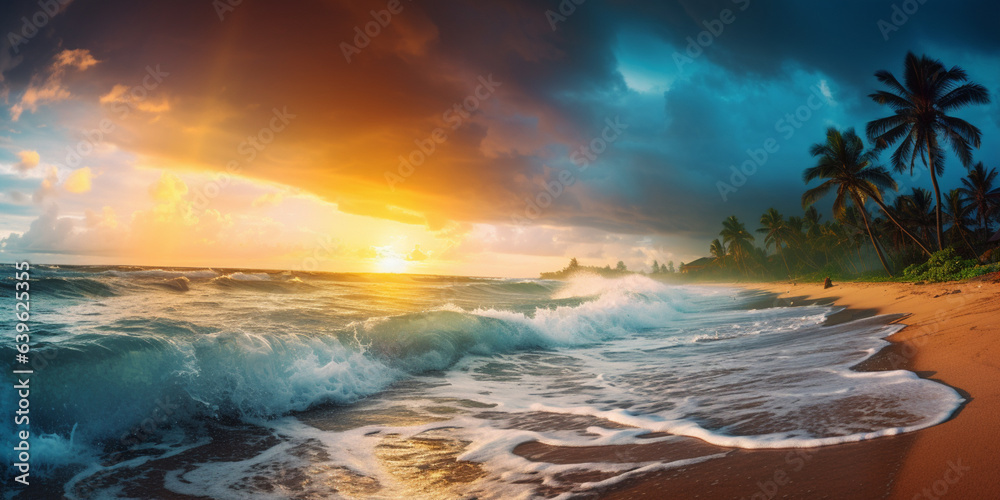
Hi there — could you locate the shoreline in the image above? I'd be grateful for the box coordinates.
[520,278,999,498]
[748,278,1000,499]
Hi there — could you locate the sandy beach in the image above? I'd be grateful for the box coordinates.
[747,278,1000,499]
[512,277,1000,499]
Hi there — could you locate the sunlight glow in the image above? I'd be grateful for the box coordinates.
[375,254,409,274]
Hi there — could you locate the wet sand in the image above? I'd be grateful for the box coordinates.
[515,277,1000,499]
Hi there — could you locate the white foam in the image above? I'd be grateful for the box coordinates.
[551,273,672,300]
[225,272,274,281]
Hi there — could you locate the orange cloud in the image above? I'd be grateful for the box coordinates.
[99,84,171,114]
[252,191,285,208]
[15,150,40,172]
[63,167,95,193]
[10,49,98,121]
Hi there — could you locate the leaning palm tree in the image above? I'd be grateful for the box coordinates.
[720,216,755,276]
[866,52,991,250]
[802,128,899,276]
[758,208,792,275]
[959,162,999,235]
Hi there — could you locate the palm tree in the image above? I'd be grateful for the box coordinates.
[944,188,977,256]
[720,216,755,276]
[816,221,850,272]
[959,162,999,235]
[802,207,824,266]
[802,128,898,276]
[783,215,819,271]
[866,52,991,250]
[758,208,792,275]
[709,239,725,258]
[899,188,937,245]
[709,239,727,269]
[876,202,907,254]
[839,206,868,272]
[803,207,823,242]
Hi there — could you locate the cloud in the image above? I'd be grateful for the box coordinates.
[85,206,119,229]
[406,244,428,261]
[252,191,285,208]
[63,167,95,193]
[10,49,98,121]
[54,49,99,71]
[14,150,39,172]
[0,1,77,81]
[99,83,171,114]
[33,167,59,203]
[6,191,28,204]
[148,172,188,202]
[0,205,78,253]
[1,1,998,267]
[2,172,315,263]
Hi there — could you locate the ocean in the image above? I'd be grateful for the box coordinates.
[1,265,962,499]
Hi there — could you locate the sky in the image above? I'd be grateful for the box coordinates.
[1,0,998,277]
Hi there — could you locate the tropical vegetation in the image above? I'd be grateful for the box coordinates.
[689,52,999,283]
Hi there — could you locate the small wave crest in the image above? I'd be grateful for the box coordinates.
[1,276,118,299]
[210,273,310,292]
[105,268,220,279]
[152,276,191,292]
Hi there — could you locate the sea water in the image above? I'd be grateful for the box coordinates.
[0,265,962,499]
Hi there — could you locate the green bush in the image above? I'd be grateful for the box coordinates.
[902,248,1000,282]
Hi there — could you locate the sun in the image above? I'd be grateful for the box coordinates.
[375,254,409,274]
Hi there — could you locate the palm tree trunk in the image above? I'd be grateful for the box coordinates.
[859,202,893,276]
[796,245,822,270]
[777,243,791,277]
[846,250,860,273]
[926,138,945,251]
[957,228,977,258]
[870,198,933,257]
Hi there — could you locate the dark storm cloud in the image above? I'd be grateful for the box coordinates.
[2,0,997,256]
